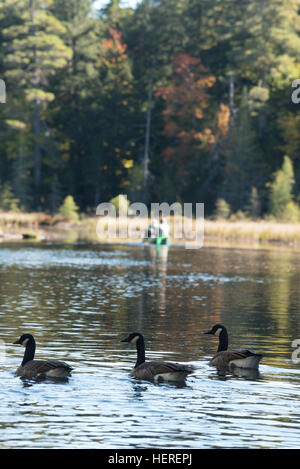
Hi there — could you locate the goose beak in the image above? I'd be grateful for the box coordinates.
[13,339,20,344]
[121,337,129,343]
[203,330,212,335]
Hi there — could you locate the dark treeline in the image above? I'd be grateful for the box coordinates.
[0,0,300,217]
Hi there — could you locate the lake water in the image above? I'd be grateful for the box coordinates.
[0,242,299,449]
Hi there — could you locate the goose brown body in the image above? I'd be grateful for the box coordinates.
[209,349,262,369]
[13,334,73,379]
[131,360,192,381]
[122,332,193,382]
[16,359,72,379]
[204,324,263,370]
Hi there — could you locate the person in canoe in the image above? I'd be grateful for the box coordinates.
[143,216,169,246]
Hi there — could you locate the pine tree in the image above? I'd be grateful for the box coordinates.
[227,0,300,136]
[268,155,295,219]
[12,134,32,210]
[1,0,71,208]
[58,194,79,222]
[221,87,264,212]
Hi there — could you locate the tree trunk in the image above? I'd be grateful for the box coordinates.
[33,99,41,191]
[227,73,235,146]
[142,68,154,204]
[258,67,266,137]
[29,0,41,206]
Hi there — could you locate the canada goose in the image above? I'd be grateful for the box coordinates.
[13,333,73,379]
[121,332,193,382]
[204,324,263,370]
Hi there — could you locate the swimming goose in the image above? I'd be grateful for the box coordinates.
[121,332,193,382]
[204,324,262,370]
[13,333,73,379]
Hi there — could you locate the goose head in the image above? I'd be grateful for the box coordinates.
[121,332,143,345]
[204,324,226,337]
[13,333,34,347]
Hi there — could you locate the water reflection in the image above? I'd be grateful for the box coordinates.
[0,242,299,448]
[128,380,150,400]
[19,376,72,386]
[211,367,261,381]
[141,244,168,319]
[144,244,169,265]
[231,367,261,380]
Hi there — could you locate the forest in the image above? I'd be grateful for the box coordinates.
[0,0,300,221]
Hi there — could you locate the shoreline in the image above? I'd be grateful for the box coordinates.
[1,211,300,250]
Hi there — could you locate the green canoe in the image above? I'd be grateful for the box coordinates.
[148,236,168,246]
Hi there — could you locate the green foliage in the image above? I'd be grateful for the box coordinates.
[230,210,248,222]
[0,0,299,218]
[0,182,19,212]
[215,199,231,220]
[248,85,270,116]
[109,194,130,215]
[1,0,72,198]
[58,195,79,222]
[268,156,295,219]
[221,87,264,212]
[122,164,143,202]
[283,201,300,223]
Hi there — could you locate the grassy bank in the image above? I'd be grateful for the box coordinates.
[1,210,300,247]
[204,219,300,245]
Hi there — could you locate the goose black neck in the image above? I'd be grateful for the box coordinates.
[135,336,146,368]
[217,328,228,352]
[22,337,36,366]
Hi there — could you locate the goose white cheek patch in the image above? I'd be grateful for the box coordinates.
[21,338,29,347]
[130,336,139,345]
[215,328,222,336]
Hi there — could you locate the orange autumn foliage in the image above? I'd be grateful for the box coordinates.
[217,103,230,139]
[156,54,216,163]
[102,28,127,54]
